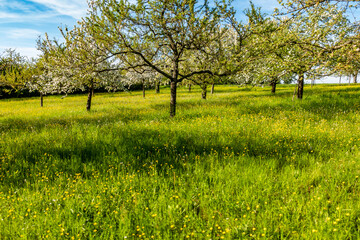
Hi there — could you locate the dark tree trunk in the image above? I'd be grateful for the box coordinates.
[270,78,277,94]
[211,83,215,94]
[142,79,146,98]
[271,82,277,93]
[155,80,160,93]
[86,83,93,111]
[169,60,179,118]
[297,72,304,99]
[40,93,43,107]
[311,79,315,88]
[201,85,207,100]
[170,81,177,117]
[92,88,95,97]
[188,84,191,92]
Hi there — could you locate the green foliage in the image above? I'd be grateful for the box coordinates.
[2,85,360,239]
[277,0,360,80]
[84,0,235,116]
[0,49,32,95]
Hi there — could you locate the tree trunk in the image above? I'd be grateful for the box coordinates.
[142,79,146,98]
[270,78,277,94]
[86,84,93,111]
[188,84,191,92]
[211,83,215,94]
[170,81,177,117]
[40,93,43,107]
[92,88,95,97]
[201,85,207,100]
[169,61,179,118]
[311,79,315,88]
[155,80,160,93]
[339,75,341,84]
[354,72,358,84]
[297,72,304,99]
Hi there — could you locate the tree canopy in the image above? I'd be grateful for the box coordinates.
[2,0,358,112]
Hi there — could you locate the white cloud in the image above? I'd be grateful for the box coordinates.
[30,0,88,19]
[7,29,41,39]
[0,0,88,24]
[0,11,58,24]
[17,47,41,59]
[0,46,40,59]
[252,0,280,11]
[0,1,35,12]
[0,12,22,19]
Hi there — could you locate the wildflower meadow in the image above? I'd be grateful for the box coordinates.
[1,84,360,239]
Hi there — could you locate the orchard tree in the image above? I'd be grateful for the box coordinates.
[125,68,158,98]
[39,22,123,111]
[278,0,360,94]
[277,0,360,17]
[183,26,238,99]
[235,7,285,93]
[0,49,29,96]
[27,57,49,107]
[329,38,360,83]
[86,0,233,117]
[225,2,288,91]
[248,3,344,97]
[259,19,303,94]
[273,4,352,99]
[27,56,69,107]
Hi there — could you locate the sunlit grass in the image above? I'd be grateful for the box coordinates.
[1,84,360,239]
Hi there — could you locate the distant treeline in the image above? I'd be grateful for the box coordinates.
[0,83,149,99]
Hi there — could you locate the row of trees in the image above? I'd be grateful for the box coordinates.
[1,0,359,116]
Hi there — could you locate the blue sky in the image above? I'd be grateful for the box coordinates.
[0,0,88,58]
[0,0,280,59]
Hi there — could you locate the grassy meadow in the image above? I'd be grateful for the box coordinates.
[2,84,360,239]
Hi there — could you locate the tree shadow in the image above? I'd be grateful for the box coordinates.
[2,119,345,188]
[2,85,360,188]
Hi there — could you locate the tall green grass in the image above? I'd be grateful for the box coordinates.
[1,84,360,239]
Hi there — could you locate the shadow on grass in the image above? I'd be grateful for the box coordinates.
[2,119,345,189]
[0,106,145,133]
[2,85,360,188]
